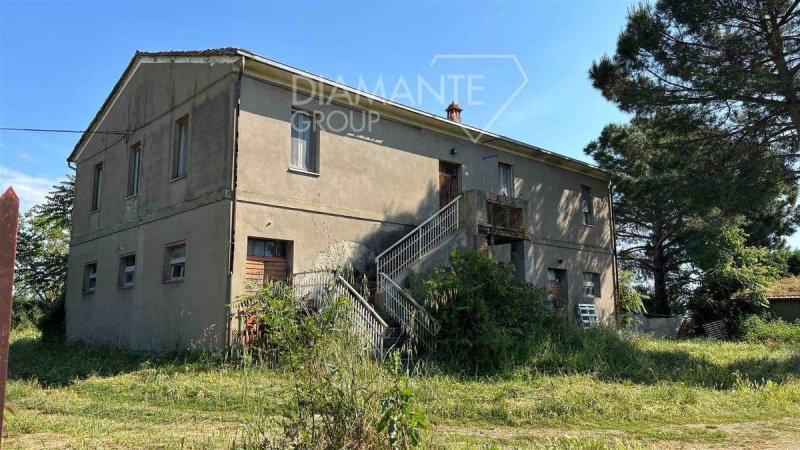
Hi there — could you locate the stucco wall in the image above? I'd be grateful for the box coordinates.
[66,59,238,350]
[233,74,616,319]
[67,200,231,351]
[72,60,237,237]
[770,299,800,323]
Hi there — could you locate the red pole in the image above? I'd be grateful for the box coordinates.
[0,187,20,443]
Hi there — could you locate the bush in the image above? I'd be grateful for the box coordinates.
[229,282,345,365]
[419,251,665,381]
[37,297,66,341]
[11,293,64,339]
[11,295,43,329]
[422,250,550,372]
[686,224,780,331]
[618,270,646,326]
[736,315,800,344]
[231,282,428,449]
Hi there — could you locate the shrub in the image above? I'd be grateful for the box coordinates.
[37,296,65,341]
[11,293,65,339]
[419,250,669,381]
[736,315,800,344]
[422,250,550,373]
[618,270,646,326]
[686,224,780,331]
[229,281,345,365]
[231,281,428,449]
[11,295,43,329]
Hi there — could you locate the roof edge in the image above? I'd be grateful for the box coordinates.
[68,49,245,163]
[69,48,610,181]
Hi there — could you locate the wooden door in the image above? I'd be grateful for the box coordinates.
[246,257,289,290]
[547,269,566,299]
[439,162,460,208]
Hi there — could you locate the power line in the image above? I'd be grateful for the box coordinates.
[0,127,127,135]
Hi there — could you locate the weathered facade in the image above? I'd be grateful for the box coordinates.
[66,49,618,351]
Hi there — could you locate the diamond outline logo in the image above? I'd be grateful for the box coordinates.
[430,54,529,144]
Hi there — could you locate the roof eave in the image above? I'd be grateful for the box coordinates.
[67,51,141,163]
[236,49,611,180]
[69,48,612,181]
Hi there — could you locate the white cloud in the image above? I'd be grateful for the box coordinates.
[0,165,60,212]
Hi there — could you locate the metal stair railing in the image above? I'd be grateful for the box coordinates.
[294,270,389,356]
[379,273,440,352]
[375,195,461,280]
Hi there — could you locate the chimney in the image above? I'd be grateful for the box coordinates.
[445,101,462,123]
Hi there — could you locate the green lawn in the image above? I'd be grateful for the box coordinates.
[4,328,800,449]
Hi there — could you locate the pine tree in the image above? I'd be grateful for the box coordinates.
[586,115,796,313]
[590,0,800,159]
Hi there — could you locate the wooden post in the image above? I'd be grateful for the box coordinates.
[0,187,19,443]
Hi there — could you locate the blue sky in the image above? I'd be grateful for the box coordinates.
[4,1,792,245]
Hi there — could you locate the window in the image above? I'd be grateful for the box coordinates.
[118,254,136,288]
[128,143,141,196]
[583,272,600,297]
[173,117,189,179]
[83,262,97,293]
[547,268,567,304]
[91,162,103,211]
[165,244,186,282]
[581,185,594,225]
[498,163,513,197]
[247,238,287,258]
[290,110,317,173]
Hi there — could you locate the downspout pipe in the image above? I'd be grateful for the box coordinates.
[608,181,621,328]
[225,56,245,349]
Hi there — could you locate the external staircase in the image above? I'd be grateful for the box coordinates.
[255,190,527,359]
[287,195,464,358]
[373,195,463,354]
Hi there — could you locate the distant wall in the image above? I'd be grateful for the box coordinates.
[770,299,800,323]
[630,314,683,338]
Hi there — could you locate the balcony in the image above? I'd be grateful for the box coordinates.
[458,189,527,244]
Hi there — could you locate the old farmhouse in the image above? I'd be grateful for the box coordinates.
[65,49,618,351]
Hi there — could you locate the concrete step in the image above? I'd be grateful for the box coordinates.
[381,326,411,354]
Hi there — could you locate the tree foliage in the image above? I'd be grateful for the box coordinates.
[686,223,782,326]
[618,270,647,325]
[588,1,800,318]
[772,247,800,275]
[591,0,800,159]
[14,176,74,306]
[586,115,797,313]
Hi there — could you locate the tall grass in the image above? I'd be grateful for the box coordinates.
[229,282,428,449]
[5,327,800,448]
[737,315,800,344]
